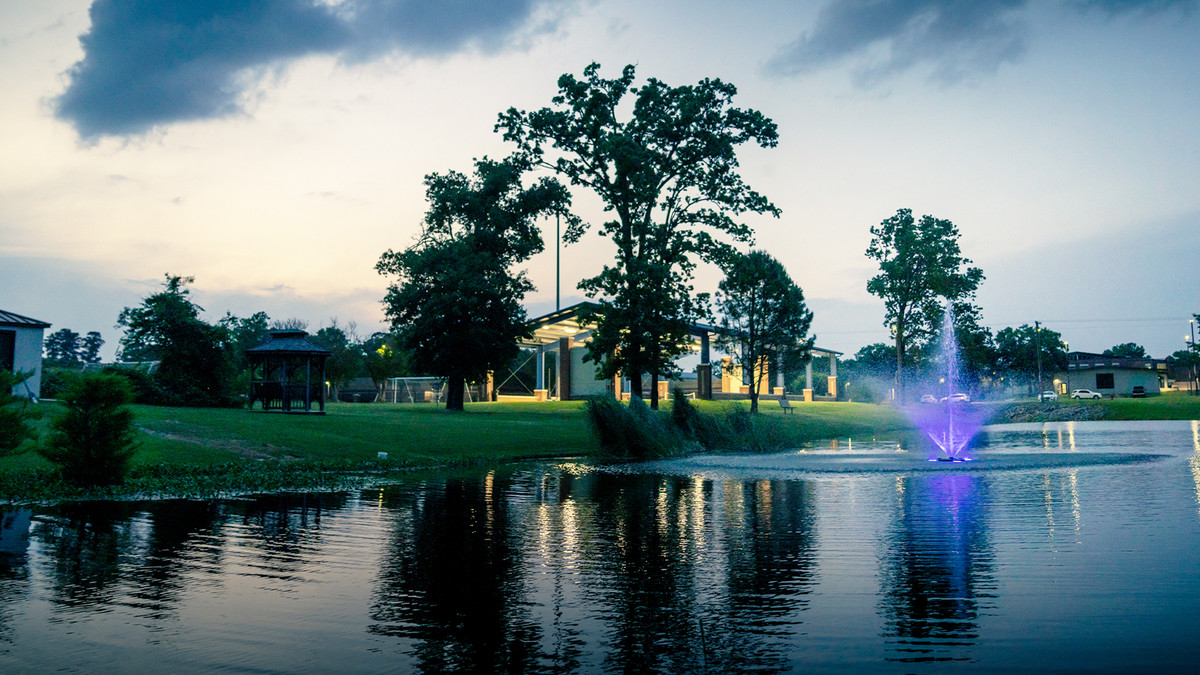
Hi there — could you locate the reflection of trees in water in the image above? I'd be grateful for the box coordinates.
[223,492,347,581]
[32,499,226,626]
[370,475,543,673]
[0,508,33,644]
[366,469,820,673]
[124,500,223,624]
[580,474,817,673]
[35,501,141,610]
[878,474,995,663]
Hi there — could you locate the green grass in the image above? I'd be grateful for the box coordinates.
[986,391,1200,423]
[0,398,915,503]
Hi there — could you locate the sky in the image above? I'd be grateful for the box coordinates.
[2,0,1198,363]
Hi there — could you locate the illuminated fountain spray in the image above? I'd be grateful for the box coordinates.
[921,303,981,462]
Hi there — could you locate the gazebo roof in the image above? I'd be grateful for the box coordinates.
[246,330,331,357]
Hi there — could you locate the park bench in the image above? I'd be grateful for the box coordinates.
[778,397,793,413]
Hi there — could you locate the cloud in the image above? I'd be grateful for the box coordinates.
[766,0,1197,86]
[53,0,565,139]
[765,0,1031,85]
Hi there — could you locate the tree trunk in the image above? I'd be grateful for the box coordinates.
[445,375,465,411]
[650,371,659,410]
[895,332,905,404]
[628,369,643,400]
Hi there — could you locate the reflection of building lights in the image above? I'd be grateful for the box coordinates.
[1067,421,1077,451]
[1068,470,1082,535]
[1190,421,1200,519]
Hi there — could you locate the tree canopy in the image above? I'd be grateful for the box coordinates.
[498,62,780,407]
[1103,342,1148,359]
[116,274,234,406]
[377,157,570,410]
[995,324,1067,393]
[866,209,984,402]
[714,250,813,413]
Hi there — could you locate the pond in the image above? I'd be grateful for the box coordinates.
[2,420,1200,673]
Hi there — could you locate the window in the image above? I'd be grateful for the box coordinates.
[0,330,15,372]
[1096,373,1114,389]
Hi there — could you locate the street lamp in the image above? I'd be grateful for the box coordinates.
[1064,341,1070,396]
[1191,319,1197,395]
[1188,332,1196,395]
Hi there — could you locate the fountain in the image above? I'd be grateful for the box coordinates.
[916,303,983,462]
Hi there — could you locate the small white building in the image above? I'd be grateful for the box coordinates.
[1,309,51,399]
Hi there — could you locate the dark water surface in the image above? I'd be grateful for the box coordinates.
[2,420,1199,673]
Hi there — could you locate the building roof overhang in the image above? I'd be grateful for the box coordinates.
[0,309,51,329]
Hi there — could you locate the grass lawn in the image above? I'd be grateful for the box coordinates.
[14,392,1193,503]
[1,398,912,502]
[988,391,1200,422]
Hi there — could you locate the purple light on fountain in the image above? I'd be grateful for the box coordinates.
[914,303,984,462]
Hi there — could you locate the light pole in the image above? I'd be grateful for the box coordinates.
[1191,319,1197,395]
[1035,321,1044,403]
[1064,341,1070,397]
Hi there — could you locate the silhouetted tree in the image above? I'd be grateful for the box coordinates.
[995,324,1067,394]
[312,320,362,401]
[1103,342,1148,359]
[79,331,104,363]
[714,251,814,413]
[116,274,235,406]
[499,62,780,408]
[43,329,82,367]
[377,158,569,410]
[866,209,984,402]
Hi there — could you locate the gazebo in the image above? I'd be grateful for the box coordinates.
[246,330,331,413]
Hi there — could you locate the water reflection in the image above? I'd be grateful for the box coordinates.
[370,476,541,673]
[879,474,994,663]
[0,508,32,647]
[365,469,818,673]
[2,422,1199,672]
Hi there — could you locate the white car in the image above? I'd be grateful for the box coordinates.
[1039,391,1058,401]
[1072,389,1102,400]
[920,394,938,404]
[940,393,971,404]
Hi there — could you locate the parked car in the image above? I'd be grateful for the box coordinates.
[920,394,938,404]
[940,393,971,404]
[1039,391,1058,401]
[1131,385,1146,398]
[1071,389,1102,399]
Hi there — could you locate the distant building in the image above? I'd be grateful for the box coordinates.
[0,308,51,399]
[1055,351,1168,397]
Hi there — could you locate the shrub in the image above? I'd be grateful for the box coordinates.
[40,373,139,486]
[585,395,686,459]
[0,370,36,455]
[39,367,80,400]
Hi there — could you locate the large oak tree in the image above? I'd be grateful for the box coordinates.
[498,63,779,407]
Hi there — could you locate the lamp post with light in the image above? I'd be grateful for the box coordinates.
[1185,319,1195,393]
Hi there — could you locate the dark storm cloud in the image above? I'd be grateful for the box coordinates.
[766,0,1197,85]
[765,0,1031,84]
[53,0,558,139]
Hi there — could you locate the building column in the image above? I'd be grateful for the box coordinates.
[804,360,814,402]
[557,336,573,401]
[534,344,548,401]
[827,352,838,399]
[774,354,785,396]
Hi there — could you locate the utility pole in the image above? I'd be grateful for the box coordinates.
[1035,320,1044,402]
[555,212,561,311]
